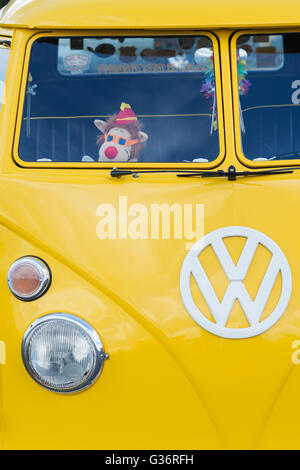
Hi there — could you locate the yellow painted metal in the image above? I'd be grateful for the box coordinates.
[0,2,300,450]
[1,0,300,29]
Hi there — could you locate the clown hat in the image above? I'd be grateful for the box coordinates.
[116,102,137,125]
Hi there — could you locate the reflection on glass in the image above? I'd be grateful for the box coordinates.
[0,43,10,110]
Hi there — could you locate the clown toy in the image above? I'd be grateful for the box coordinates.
[94,102,148,162]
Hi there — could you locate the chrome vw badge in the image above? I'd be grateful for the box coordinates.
[180,226,292,339]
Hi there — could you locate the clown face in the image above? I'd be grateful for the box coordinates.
[100,127,135,162]
[94,119,148,163]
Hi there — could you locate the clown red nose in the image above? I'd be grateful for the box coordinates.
[104,146,118,160]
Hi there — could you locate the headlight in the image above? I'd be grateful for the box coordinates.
[7,257,51,301]
[21,313,108,393]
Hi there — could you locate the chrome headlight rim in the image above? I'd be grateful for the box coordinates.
[7,256,51,301]
[21,313,108,394]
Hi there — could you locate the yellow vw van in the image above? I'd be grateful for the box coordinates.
[0,0,300,450]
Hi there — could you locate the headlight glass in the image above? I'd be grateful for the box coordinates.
[22,314,108,393]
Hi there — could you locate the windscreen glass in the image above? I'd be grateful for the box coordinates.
[18,36,220,164]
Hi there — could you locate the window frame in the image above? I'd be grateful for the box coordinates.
[231,28,300,168]
[13,30,225,169]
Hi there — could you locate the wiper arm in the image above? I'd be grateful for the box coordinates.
[0,40,11,49]
[178,165,294,180]
[111,165,294,180]
[110,167,219,178]
[268,151,300,160]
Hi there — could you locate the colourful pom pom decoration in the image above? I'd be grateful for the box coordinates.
[199,48,251,132]
[237,49,251,96]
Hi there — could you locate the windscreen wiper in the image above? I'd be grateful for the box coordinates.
[177,165,295,180]
[268,152,300,160]
[111,165,294,180]
[0,40,10,48]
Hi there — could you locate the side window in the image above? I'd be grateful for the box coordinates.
[234,33,300,162]
[0,38,10,111]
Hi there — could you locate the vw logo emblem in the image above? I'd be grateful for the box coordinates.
[180,226,292,339]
